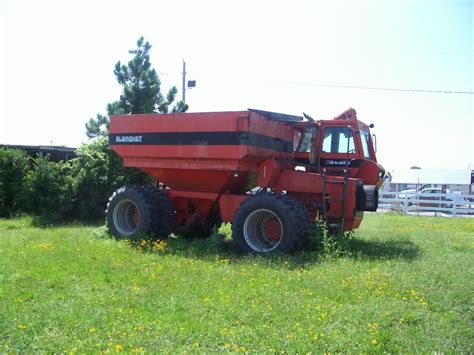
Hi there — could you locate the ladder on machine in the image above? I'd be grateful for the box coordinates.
[322,168,349,235]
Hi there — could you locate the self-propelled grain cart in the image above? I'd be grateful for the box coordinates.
[106,108,384,253]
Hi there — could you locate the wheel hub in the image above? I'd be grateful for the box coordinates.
[113,199,141,236]
[243,209,283,252]
[262,217,282,242]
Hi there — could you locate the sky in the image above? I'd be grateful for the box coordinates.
[0,0,472,171]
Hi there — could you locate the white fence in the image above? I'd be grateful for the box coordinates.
[378,192,474,217]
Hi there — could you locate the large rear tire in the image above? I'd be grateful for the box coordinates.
[232,194,311,253]
[106,186,174,240]
[143,186,175,239]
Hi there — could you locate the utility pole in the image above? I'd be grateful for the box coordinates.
[182,60,186,103]
[181,60,196,104]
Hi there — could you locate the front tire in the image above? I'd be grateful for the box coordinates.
[232,194,311,253]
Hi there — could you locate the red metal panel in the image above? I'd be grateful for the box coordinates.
[114,146,291,165]
[247,111,294,142]
[113,145,249,161]
[110,110,293,139]
[168,190,219,201]
[357,160,384,186]
[218,194,248,222]
[167,190,219,228]
[257,157,290,188]
[110,111,248,134]
[347,216,362,230]
[123,157,241,171]
[110,111,294,194]
[149,169,249,193]
[274,169,360,232]
[274,170,325,192]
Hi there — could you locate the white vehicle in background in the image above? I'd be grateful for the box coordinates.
[397,189,417,206]
[398,188,467,208]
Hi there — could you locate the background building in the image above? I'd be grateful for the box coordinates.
[0,144,76,162]
[382,168,473,195]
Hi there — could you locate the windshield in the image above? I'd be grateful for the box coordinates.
[360,130,371,159]
[322,127,355,154]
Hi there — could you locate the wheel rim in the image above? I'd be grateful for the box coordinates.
[243,209,283,252]
[113,199,141,236]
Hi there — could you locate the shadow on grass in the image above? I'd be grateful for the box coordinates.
[30,216,104,228]
[92,223,421,268]
[132,233,422,269]
[342,238,421,261]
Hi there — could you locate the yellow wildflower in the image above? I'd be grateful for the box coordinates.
[115,344,124,351]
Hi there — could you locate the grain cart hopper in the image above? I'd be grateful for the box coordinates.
[107,108,384,253]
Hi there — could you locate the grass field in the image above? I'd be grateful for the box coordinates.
[0,214,473,352]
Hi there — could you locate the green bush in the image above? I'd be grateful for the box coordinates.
[22,154,74,225]
[70,138,153,222]
[0,148,30,217]
[0,139,153,224]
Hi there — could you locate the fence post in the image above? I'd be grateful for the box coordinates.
[452,199,456,217]
[404,195,408,215]
[417,192,420,217]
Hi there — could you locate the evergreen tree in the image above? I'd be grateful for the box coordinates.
[86,37,188,138]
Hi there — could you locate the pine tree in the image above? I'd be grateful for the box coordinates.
[86,37,188,138]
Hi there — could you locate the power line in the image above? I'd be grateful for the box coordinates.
[267,80,474,95]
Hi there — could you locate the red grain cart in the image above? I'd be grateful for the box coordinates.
[107,108,384,253]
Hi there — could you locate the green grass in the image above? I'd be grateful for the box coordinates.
[0,214,473,352]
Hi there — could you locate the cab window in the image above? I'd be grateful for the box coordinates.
[322,127,355,154]
[360,130,371,159]
[297,127,312,152]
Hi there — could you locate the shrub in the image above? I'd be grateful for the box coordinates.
[70,138,153,222]
[0,139,154,224]
[307,220,355,257]
[0,148,30,217]
[22,154,74,225]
